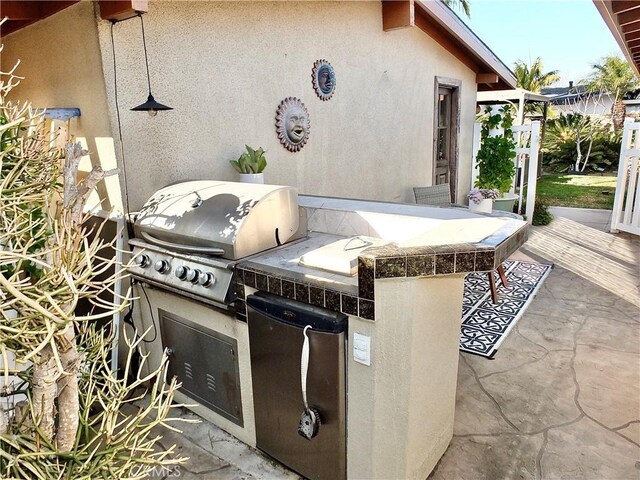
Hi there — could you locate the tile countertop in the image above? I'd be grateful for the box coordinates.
[238,232,359,296]
[298,195,528,267]
[234,196,529,321]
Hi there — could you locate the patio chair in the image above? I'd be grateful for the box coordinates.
[413,184,508,304]
[413,184,452,206]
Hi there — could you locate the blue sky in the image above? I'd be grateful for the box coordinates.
[460,0,624,87]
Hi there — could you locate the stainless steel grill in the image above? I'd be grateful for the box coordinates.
[128,180,305,308]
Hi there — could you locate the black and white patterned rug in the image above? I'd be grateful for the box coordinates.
[460,260,553,358]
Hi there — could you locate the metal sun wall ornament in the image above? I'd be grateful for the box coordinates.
[275,97,310,152]
[312,59,336,101]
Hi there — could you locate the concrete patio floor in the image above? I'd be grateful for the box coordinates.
[153,217,639,480]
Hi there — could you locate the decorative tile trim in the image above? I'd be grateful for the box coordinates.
[235,224,528,324]
[281,279,295,300]
[358,256,375,300]
[236,266,369,320]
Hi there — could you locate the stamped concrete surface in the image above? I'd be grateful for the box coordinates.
[156,218,639,480]
[430,219,640,480]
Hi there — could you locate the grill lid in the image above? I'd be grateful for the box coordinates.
[134,181,300,259]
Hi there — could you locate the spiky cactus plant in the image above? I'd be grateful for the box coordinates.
[0,46,188,479]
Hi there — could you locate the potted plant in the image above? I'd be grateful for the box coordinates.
[473,106,518,212]
[230,145,267,184]
[468,188,499,213]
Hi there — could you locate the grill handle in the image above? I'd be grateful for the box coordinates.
[140,232,226,256]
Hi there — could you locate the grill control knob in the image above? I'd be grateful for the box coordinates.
[199,272,216,288]
[175,266,190,280]
[135,254,150,268]
[154,260,170,274]
[187,269,201,284]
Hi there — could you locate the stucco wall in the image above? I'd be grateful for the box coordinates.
[1,2,120,212]
[347,275,464,479]
[95,1,478,209]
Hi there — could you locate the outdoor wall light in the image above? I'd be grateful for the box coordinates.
[131,13,172,116]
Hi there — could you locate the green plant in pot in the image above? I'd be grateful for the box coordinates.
[230,145,267,184]
[474,106,517,212]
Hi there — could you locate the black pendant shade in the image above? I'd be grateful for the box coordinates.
[131,13,172,115]
[131,94,173,113]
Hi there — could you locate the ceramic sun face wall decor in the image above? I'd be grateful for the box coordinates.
[275,97,310,152]
[312,59,336,101]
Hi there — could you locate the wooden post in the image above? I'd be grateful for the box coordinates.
[382,0,414,31]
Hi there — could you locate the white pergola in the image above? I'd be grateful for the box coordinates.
[476,88,550,125]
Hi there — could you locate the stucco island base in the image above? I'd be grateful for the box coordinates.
[347,274,464,479]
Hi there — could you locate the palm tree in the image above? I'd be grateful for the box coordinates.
[444,0,470,18]
[514,57,560,93]
[585,55,640,131]
[514,57,559,116]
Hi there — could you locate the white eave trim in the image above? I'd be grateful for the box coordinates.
[415,0,517,89]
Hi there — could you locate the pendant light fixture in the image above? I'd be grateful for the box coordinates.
[131,13,172,117]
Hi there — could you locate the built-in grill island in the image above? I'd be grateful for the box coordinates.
[129,180,305,308]
[127,180,306,447]
[126,181,529,480]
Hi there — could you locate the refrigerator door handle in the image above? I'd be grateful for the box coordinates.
[298,325,320,440]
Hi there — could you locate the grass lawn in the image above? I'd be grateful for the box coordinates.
[535,174,617,209]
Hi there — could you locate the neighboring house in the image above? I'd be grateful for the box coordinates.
[623,88,640,116]
[0,0,515,209]
[541,82,615,117]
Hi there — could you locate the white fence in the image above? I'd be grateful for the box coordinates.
[611,121,640,235]
[472,121,541,224]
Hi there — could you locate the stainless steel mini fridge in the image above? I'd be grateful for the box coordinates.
[247,292,347,480]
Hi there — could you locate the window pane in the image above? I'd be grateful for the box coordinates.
[439,93,450,128]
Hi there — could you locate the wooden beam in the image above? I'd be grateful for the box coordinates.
[39,1,78,18]
[0,19,34,36]
[628,37,640,48]
[476,73,499,84]
[616,8,640,26]
[612,1,640,14]
[99,0,148,21]
[382,0,414,31]
[622,19,640,34]
[625,29,640,41]
[0,1,41,20]
[0,1,79,36]
[414,10,479,74]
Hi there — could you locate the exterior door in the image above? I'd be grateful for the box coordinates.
[434,86,458,200]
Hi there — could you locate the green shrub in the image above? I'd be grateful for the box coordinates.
[475,106,517,194]
[532,201,554,226]
[520,200,554,225]
[542,113,621,172]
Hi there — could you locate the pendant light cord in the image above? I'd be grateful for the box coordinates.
[139,14,153,96]
[110,21,134,237]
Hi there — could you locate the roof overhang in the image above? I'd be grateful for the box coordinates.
[3,0,516,92]
[412,0,517,91]
[593,0,640,76]
[0,1,80,36]
[0,1,148,37]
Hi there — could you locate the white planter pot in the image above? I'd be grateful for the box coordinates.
[469,198,493,214]
[493,193,518,212]
[239,173,264,184]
